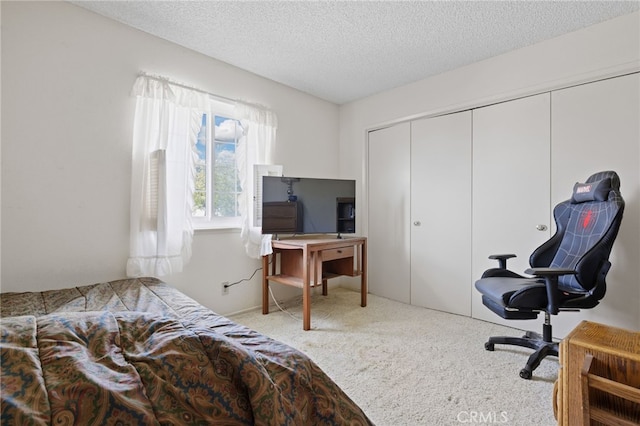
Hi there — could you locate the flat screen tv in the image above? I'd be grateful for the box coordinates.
[261,176,356,236]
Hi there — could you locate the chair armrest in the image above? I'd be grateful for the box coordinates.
[524,267,577,314]
[489,254,517,269]
[525,267,576,277]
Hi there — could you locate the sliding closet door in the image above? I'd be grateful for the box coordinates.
[411,112,472,315]
[368,123,411,303]
[551,73,640,335]
[472,93,551,326]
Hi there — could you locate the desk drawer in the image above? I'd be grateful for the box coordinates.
[322,246,354,261]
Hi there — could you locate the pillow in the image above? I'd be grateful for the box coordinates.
[571,178,611,203]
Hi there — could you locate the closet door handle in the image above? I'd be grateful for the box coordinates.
[413,221,421,226]
[536,224,548,231]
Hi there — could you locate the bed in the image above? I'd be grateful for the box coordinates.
[0,277,372,425]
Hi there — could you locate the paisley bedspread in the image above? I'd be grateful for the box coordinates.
[0,277,372,425]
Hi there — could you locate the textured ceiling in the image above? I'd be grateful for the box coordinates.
[72,1,640,104]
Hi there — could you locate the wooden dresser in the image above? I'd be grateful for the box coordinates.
[555,320,640,425]
[262,201,301,233]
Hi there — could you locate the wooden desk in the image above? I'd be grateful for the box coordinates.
[555,320,640,425]
[262,236,367,330]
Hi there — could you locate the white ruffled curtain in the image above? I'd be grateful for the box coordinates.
[126,75,208,277]
[235,104,278,259]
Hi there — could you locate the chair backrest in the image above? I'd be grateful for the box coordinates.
[530,171,624,296]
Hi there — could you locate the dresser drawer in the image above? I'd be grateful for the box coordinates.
[322,246,354,261]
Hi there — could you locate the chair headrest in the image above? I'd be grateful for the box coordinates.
[586,170,620,190]
[571,171,619,204]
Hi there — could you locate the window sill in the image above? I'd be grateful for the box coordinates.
[192,217,242,232]
[193,225,241,234]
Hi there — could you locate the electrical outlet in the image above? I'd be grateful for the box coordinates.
[221,281,229,295]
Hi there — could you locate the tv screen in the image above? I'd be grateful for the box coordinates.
[261,176,356,235]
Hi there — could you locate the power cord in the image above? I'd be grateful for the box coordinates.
[221,260,304,320]
[224,258,332,324]
[223,263,265,290]
[268,285,302,321]
[268,287,332,324]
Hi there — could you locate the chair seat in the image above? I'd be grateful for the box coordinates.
[475,277,548,310]
[476,275,601,313]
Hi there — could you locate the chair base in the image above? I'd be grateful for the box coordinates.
[485,328,558,379]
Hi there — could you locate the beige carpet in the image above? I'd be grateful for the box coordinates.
[231,288,559,426]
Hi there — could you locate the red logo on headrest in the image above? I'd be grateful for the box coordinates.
[583,210,593,228]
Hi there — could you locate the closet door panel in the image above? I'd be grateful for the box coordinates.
[368,123,411,303]
[411,111,472,315]
[551,72,640,335]
[472,93,551,327]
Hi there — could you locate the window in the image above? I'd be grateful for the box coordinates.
[129,73,278,272]
[193,111,244,229]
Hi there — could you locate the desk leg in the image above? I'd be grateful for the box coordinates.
[361,240,367,307]
[262,254,269,315]
[315,251,328,296]
[303,247,311,330]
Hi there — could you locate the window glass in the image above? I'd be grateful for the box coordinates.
[193,113,243,228]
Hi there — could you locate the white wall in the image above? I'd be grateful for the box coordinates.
[339,12,640,329]
[1,1,340,315]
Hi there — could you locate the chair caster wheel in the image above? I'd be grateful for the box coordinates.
[519,368,532,380]
[484,342,494,351]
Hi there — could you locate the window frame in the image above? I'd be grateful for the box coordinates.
[192,102,244,231]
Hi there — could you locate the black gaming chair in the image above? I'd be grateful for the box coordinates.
[475,171,624,379]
